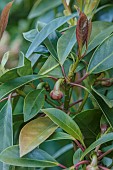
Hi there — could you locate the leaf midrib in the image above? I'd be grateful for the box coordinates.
[89,48,113,73]
[46,112,83,144]
[21,123,58,154]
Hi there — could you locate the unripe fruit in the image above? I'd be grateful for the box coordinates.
[50,89,63,100]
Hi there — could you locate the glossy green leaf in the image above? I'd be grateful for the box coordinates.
[0,75,46,100]
[88,34,113,74]
[92,86,113,108]
[81,133,113,160]
[0,98,13,169]
[38,55,62,77]
[73,148,82,165]
[0,146,58,167]
[1,51,9,67]
[87,21,113,54]
[0,52,32,83]
[25,23,59,60]
[47,132,75,141]
[42,108,84,146]
[74,109,102,146]
[23,29,38,42]
[57,26,76,65]
[17,57,32,77]
[24,89,45,121]
[19,117,58,156]
[91,87,113,128]
[53,143,73,159]
[28,0,62,19]
[44,31,59,59]
[37,21,60,60]
[26,14,76,58]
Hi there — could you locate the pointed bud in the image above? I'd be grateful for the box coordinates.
[76,10,92,58]
[50,89,63,100]
[76,11,88,54]
[50,79,64,100]
[86,165,99,170]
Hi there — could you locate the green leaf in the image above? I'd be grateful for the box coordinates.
[53,143,73,159]
[57,26,76,65]
[28,0,62,19]
[24,23,59,60]
[38,55,62,77]
[28,54,41,67]
[1,51,9,67]
[81,133,113,160]
[0,145,58,167]
[87,21,113,54]
[0,98,13,169]
[23,29,38,42]
[26,14,76,58]
[0,75,46,100]
[73,149,82,165]
[24,89,45,121]
[74,109,102,147]
[0,52,32,83]
[47,132,75,141]
[44,31,59,60]
[17,57,32,77]
[42,108,84,146]
[91,87,113,128]
[88,34,113,74]
[19,117,58,157]
[92,86,113,108]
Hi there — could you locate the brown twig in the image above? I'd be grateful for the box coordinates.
[98,165,110,170]
[61,65,67,79]
[48,76,58,81]
[74,160,89,170]
[75,73,89,84]
[98,149,113,161]
[0,93,19,103]
[69,99,83,108]
[74,139,86,152]
[58,163,67,169]
[69,82,86,90]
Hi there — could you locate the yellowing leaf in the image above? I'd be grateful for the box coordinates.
[19,117,58,157]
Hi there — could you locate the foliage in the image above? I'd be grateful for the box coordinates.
[0,0,113,169]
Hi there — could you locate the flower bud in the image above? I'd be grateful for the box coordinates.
[86,154,99,170]
[101,124,108,134]
[86,165,99,170]
[50,89,63,100]
[101,80,112,87]
[50,79,64,100]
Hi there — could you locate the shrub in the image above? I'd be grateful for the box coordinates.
[0,0,113,169]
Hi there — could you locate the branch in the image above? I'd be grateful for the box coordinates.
[98,148,113,160]
[69,99,83,108]
[74,160,89,170]
[75,73,89,84]
[98,165,110,170]
[0,93,19,103]
[69,82,86,90]
[58,163,67,169]
[74,139,86,152]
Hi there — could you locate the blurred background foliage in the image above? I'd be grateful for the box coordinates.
[1,0,113,168]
